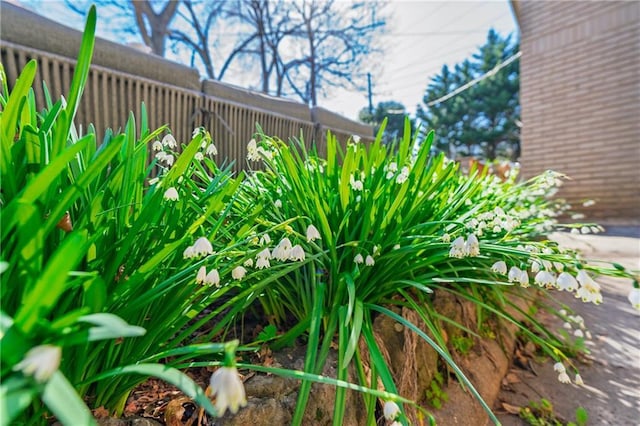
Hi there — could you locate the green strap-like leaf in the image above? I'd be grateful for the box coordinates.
[1,60,37,197]
[291,282,325,425]
[65,6,96,127]
[42,371,97,426]
[342,299,363,367]
[15,230,89,334]
[0,376,37,426]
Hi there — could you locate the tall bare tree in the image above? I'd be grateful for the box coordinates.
[285,0,386,106]
[131,1,179,55]
[168,0,227,79]
[168,0,385,104]
[225,0,301,95]
[64,0,179,56]
[60,0,386,106]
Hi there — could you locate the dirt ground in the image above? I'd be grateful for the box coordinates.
[496,228,640,425]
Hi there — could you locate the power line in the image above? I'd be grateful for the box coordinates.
[382,50,521,103]
[379,30,489,37]
[425,51,521,107]
[378,44,483,84]
[384,9,513,75]
[402,2,447,30]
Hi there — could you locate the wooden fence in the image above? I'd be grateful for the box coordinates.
[0,2,373,172]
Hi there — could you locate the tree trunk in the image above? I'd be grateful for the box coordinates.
[130,0,179,56]
[307,21,317,107]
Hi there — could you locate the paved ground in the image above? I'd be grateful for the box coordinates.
[496,228,640,425]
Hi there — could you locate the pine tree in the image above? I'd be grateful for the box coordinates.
[417,29,520,160]
[359,101,415,145]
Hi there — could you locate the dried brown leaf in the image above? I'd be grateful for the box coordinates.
[501,402,522,415]
[505,372,521,384]
[92,406,109,419]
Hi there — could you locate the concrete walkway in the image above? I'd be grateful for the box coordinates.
[496,229,640,425]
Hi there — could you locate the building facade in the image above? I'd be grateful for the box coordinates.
[512,1,639,224]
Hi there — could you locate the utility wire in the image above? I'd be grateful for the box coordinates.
[379,30,489,37]
[384,10,513,74]
[379,44,483,83]
[402,2,447,30]
[425,51,521,107]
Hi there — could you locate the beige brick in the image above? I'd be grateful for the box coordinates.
[517,1,639,223]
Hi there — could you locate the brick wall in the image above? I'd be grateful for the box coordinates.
[515,1,640,224]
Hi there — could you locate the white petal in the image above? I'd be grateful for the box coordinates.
[196,266,207,284]
[163,187,179,201]
[232,266,247,280]
[383,401,400,420]
[13,345,62,382]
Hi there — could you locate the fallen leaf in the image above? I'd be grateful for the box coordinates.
[504,372,521,384]
[501,402,522,415]
[523,341,537,356]
[124,401,138,415]
[165,397,197,426]
[92,406,109,419]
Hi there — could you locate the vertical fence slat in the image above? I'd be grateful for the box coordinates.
[90,70,100,136]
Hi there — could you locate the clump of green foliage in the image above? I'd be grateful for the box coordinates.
[0,7,239,422]
[2,7,638,426]
[425,371,448,409]
[1,7,410,424]
[520,399,588,426]
[234,119,637,425]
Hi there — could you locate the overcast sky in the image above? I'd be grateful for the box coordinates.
[12,0,517,121]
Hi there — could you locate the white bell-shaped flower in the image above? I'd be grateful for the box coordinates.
[192,237,214,257]
[556,272,578,291]
[306,225,321,242]
[205,269,221,286]
[162,134,177,148]
[163,187,179,201]
[232,266,247,281]
[196,266,207,284]
[383,401,400,420]
[491,261,507,275]
[289,245,305,262]
[13,345,62,382]
[628,288,640,309]
[209,366,247,416]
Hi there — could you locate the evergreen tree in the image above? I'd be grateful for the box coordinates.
[417,29,520,160]
[359,101,414,145]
